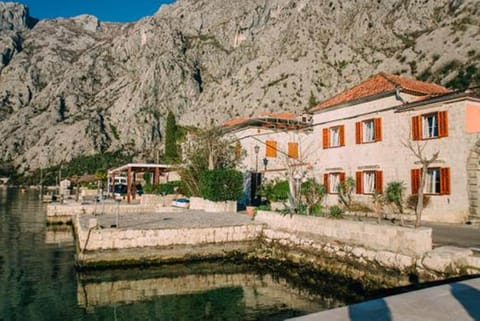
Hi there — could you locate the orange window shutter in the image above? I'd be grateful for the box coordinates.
[356,171,363,194]
[339,172,346,183]
[266,140,277,158]
[339,125,345,146]
[374,118,382,142]
[288,142,299,159]
[322,128,329,149]
[440,167,451,195]
[355,121,362,144]
[323,173,330,193]
[412,116,421,140]
[438,111,449,138]
[411,169,421,194]
[375,170,383,194]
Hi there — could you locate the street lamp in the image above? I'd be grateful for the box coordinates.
[262,157,268,172]
[254,145,260,172]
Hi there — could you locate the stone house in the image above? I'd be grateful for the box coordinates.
[223,73,480,224]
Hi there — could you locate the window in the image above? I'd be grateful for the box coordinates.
[425,168,440,194]
[266,140,277,158]
[412,111,448,140]
[411,167,450,195]
[323,125,345,148]
[363,120,375,142]
[356,170,383,194]
[356,118,382,144]
[288,142,299,159]
[324,172,345,194]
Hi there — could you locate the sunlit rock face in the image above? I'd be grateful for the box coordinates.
[0,0,479,172]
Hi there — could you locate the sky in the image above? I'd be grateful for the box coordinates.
[17,0,176,22]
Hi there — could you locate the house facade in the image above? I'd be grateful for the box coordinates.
[223,73,480,224]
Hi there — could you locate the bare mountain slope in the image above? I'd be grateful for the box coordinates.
[0,0,479,172]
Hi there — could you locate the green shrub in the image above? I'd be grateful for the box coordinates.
[301,178,326,215]
[329,205,344,218]
[385,181,406,213]
[200,169,243,202]
[259,180,290,202]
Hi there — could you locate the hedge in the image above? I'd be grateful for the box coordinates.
[199,169,243,202]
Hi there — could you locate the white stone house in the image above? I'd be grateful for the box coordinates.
[223,73,480,224]
[223,112,314,180]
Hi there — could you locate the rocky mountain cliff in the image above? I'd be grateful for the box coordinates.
[0,0,479,173]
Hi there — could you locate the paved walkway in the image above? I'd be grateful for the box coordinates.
[288,277,480,321]
[424,222,480,250]
[79,209,258,230]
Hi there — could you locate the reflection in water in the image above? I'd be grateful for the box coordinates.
[45,226,74,244]
[77,263,343,321]
[77,266,332,319]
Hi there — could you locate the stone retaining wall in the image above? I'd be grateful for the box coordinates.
[75,215,262,251]
[255,211,432,256]
[47,202,158,220]
[189,197,237,213]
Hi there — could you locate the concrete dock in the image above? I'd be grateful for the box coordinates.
[288,277,480,321]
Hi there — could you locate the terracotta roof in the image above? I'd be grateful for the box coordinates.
[310,73,451,112]
[259,112,297,120]
[222,117,249,127]
[222,112,305,131]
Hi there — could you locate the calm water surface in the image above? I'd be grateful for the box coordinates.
[0,189,359,321]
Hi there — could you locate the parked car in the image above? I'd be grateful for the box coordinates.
[172,198,190,208]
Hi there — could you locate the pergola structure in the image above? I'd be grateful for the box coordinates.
[108,163,174,203]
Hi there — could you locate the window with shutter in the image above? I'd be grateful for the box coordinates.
[425,168,441,194]
[362,119,375,143]
[323,173,329,193]
[356,171,363,194]
[411,169,421,194]
[375,170,383,194]
[288,142,299,159]
[438,111,448,138]
[327,172,343,194]
[339,125,345,146]
[440,167,451,195]
[374,118,382,142]
[266,140,277,158]
[355,122,362,144]
[322,128,329,149]
[412,116,421,141]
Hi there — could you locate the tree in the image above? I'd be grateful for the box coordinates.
[277,137,316,214]
[308,91,319,109]
[404,140,439,227]
[179,127,243,196]
[165,111,178,163]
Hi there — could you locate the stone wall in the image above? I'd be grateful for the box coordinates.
[75,216,262,251]
[255,211,432,256]
[47,202,158,221]
[189,197,237,213]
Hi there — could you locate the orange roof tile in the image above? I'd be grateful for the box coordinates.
[260,112,297,120]
[310,73,451,112]
[222,117,249,127]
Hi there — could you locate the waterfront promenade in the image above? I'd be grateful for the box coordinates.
[289,277,480,321]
